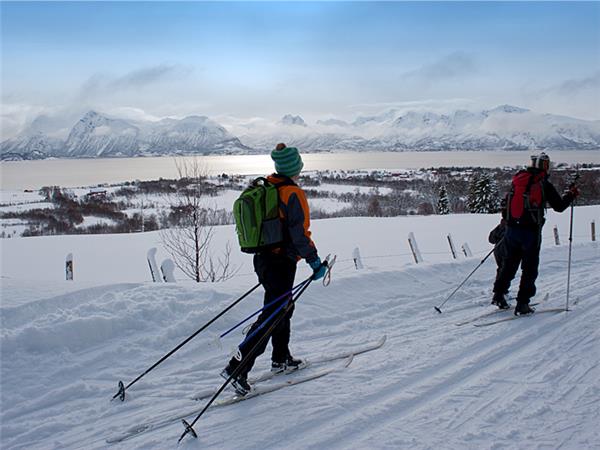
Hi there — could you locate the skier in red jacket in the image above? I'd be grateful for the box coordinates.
[492,153,579,314]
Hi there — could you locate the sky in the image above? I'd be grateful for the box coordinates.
[1,1,599,138]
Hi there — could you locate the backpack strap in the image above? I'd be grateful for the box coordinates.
[522,171,537,211]
[524,171,546,226]
[268,175,298,211]
[506,169,528,221]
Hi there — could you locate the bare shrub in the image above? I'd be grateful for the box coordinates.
[160,158,238,282]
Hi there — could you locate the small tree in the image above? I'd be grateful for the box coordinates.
[437,185,450,215]
[160,158,238,282]
[468,172,500,213]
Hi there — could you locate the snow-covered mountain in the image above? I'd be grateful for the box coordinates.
[280,114,308,127]
[0,132,63,160]
[1,111,252,160]
[237,106,600,153]
[65,111,141,157]
[2,105,599,160]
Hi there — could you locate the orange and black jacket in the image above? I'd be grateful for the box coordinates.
[267,174,318,264]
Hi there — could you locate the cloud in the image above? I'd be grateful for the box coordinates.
[109,65,191,90]
[349,98,478,116]
[356,52,482,108]
[525,71,600,120]
[79,64,193,98]
[547,72,600,97]
[399,52,479,84]
[105,107,162,123]
[0,104,60,140]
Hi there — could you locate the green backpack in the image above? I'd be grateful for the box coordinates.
[233,177,288,253]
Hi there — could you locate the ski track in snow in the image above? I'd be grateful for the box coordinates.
[1,242,599,449]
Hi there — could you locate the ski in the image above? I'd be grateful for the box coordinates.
[455,294,548,327]
[212,355,353,407]
[473,307,567,327]
[190,334,386,401]
[106,356,352,444]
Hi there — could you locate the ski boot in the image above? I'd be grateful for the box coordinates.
[271,355,305,373]
[220,363,251,396]
[491,293,510,310]
[514,302,536,316]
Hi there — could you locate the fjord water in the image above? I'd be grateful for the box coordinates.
[1,150,599,190]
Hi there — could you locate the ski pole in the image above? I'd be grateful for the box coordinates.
[112,282,261,402]
[565,201,575,312]
[232,279,310,349]
[565,171,579,312]
[178,274,315,443]
[219,279,311,339]
[565,203,574,311]
[434,247,496,314]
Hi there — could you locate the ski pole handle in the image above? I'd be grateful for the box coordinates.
[323,255,337,287]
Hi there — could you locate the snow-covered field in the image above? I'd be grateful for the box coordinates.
[1,207,599,449]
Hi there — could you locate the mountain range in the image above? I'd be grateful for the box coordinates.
[2,105,599,160]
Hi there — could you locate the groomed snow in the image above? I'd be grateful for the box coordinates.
[1,208,599,449]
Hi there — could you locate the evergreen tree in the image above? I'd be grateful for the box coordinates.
[437,185,450,215]
[468,172,500,213]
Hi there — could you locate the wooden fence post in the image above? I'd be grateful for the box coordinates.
[592,221,596,242]
[553,226,560,246]
[161,259,176,282]
[147,247,161,282]
[461,243,473,258]
[408,232,423,264]
[352,247,364,270]
[65,253,73,281]
[447,234,458,259]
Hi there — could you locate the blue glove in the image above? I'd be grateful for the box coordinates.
[309,257,327,281]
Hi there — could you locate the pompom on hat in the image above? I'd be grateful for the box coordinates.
[271,143,304,177]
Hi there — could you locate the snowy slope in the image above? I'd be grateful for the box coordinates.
[1,209,599,449]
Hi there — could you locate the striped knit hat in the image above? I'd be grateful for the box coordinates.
[271,143,304,177]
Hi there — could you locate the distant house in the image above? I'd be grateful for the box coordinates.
[85,187,107,200]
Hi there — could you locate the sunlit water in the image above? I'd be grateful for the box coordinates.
[1,150,598,190]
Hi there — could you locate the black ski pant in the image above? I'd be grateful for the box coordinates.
[493,241,508,293]
[232,252,297,376]
[493,226,541,305]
